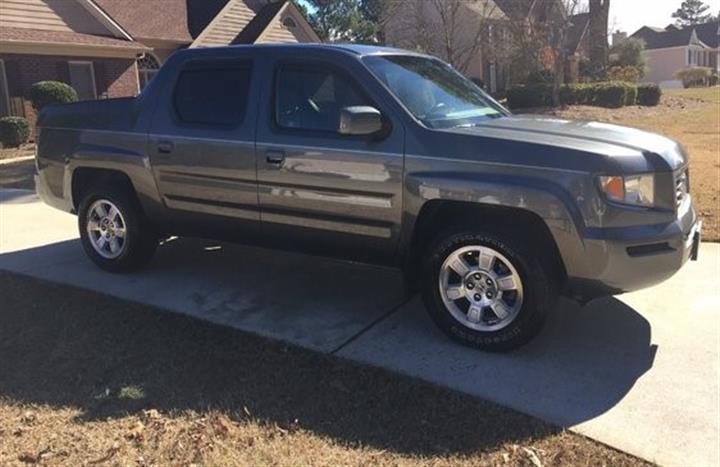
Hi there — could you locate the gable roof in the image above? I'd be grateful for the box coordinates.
[94,0,318,47]
[195,0,319,48]
[93,0,230,43]
[566,12,590,54]
[190,0,258,48]
[494,0,535,20]
[631,21,718,50]
[231,0,287,44]
[0,0,147,56]
[94,0,204,43]
[694,21,720,48]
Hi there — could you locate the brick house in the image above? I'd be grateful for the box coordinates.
[0,0,319,124]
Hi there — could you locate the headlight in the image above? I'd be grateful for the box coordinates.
[598,174,655,207]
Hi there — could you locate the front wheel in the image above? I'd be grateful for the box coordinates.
[78,188,157,273]
[421,229,556,351]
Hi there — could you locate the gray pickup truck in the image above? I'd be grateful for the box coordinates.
[35,44,701,350]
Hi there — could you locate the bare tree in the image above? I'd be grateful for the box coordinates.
[384,0,500,75]
[589,0,610,79]
[547,0,585,105]
[504,0,585,104]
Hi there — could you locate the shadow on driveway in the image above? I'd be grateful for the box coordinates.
[0,237,657,456]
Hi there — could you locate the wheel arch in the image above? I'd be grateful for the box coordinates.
[71,167,139,212]
[401,176,587,288]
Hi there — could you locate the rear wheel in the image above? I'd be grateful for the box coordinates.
[421,228,556,351]
[78,187,157,272]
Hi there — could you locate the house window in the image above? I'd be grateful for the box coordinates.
[68,61,97,101]
[0,60,10,117]
[282,16,297,28]
[138,54,160,90]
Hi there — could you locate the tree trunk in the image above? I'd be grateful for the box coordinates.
[588,0,610,79]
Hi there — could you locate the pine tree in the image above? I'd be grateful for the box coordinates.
[671,0,715,27]
[302,0,382,44]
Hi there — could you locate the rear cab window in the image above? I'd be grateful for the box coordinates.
[173,60,252,127]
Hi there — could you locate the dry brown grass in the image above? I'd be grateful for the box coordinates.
[538,87,720,241]
[0,272,648,466]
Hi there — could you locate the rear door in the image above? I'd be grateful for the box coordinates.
[148,57,259,235]
[255,56,405,262]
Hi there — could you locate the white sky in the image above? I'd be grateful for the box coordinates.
[609,0,720,36]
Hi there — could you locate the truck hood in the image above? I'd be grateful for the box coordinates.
[447,115,688,173]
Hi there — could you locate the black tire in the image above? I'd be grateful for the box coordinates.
[78,186,157,273]
[421,227,557,352]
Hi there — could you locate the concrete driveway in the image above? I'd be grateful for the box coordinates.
[1,188,718,467]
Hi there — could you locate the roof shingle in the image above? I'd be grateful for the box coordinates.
[0,26,148,50]
[631,21,719,49]
[93,0,230,43]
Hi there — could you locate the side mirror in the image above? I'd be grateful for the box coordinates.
[338,106,383,136]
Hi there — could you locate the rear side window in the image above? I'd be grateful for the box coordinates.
[173,62,251,126]
[275,66,372,132]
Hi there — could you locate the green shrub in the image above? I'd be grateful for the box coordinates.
[637,83,662,106]
[709,74,719,86]
[624,83,638,105]
[561,83,596,106]
[592,81,632,108]
[29,81,78,111]
[0,116,31,148]
[675,67,713,88]
[507,84,553,109]
[509,81,640,109]
[607,66,641,83]
[559,84,578,105]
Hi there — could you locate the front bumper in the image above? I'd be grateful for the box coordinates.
[567,196,700,299]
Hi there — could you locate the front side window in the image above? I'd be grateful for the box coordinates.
[173,63,251,126]
[364,55,506,129]
[275,66,372,132]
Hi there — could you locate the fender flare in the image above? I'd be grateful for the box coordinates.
[401,172,588,277]
[65,143,164,217]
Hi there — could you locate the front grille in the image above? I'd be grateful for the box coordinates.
[675,169,689,208]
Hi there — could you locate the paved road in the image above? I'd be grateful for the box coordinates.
[1,188,718,466]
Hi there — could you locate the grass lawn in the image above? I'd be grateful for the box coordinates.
[0,272,646,466]
[543,87,720,241]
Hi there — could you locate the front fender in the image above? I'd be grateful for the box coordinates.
[402,171,589,278]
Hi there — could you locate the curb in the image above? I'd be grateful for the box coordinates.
[0,155,35,166]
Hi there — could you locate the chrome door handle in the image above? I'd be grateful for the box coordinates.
[266,151,285,167]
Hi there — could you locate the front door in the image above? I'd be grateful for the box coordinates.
[256,59,405,263]
[148,57,259,237]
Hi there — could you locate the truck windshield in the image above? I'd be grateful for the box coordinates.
[364,55,507,129]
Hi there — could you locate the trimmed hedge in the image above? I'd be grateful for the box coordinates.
[637,83,662,106]
[0,116,31,148]
[29,81,78,111]
[507,81,652,110]
[506,84,552,109]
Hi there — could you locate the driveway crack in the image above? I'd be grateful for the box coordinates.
[330,295,412,355]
